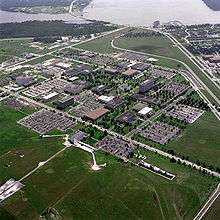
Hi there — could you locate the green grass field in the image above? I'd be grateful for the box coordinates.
[0,105,219,219]
[0,39,45,59]
[0,105,64,181]
[2,148,219,220]
[168,112,220,168]
[114,34,181,59]
[76,29,186,70]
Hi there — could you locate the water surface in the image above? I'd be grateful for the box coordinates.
[84,0,220,25]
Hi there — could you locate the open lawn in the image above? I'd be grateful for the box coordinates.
[115,34,182,59]
[76,28,130,54]
[0,105,64,182]
[1,148,218,220]
[168,112,220,168]
[25,54,55,65]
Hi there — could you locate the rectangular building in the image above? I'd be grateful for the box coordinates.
[139,79,154,93]
[55,96,75,110]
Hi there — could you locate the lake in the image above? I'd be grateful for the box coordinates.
[84,0,220,25]
[0,0,220,25]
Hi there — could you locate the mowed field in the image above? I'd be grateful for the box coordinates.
[76,27,131,54]
[0,105,64,182]
[76,29,187,70]
[168,112,220,168]
[114,33,183,60]
[0,105,219,219]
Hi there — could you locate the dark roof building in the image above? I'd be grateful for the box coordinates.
[117,112,137,125]
[139,79,155,93]
[131,63,151,72]
[69,130,89,144]
[105,97,124,109]
[92,85,111,95]
[54,96,75,110]
[64,80,90,94]
[131,93,161,106]
[15,76,35,87]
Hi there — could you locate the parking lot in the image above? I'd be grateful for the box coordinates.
[140,122,180,145]
[166,104,204,123]
[96,135,134,159]
[18,109,75,134]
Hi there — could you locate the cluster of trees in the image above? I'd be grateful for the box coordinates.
[167,148,220,175]
[0,20,118,39]
[79,125,107,140]
[157,113,187,129]
[186,42,220,55]
[178,91,210,110]
[96,99,134,130]
[156,90,174,102]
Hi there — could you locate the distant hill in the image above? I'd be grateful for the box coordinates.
[0,0,72,10]
[203,0,220,11]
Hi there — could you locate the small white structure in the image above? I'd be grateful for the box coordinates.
[98,95,115,103]
[68,76,79,82]
[42,92,59,101]
[147,58,158,62]
[138,107,153,116]
[56,62,71,69]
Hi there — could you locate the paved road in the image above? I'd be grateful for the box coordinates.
[194,183,220,220]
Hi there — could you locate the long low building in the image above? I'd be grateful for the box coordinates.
[138,106,153,116]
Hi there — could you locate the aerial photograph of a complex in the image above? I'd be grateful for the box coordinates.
[0,0,220,219]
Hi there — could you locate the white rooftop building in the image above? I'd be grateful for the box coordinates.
[138,107,153,115]
[42,92,59,101]
[98,95,115,103]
